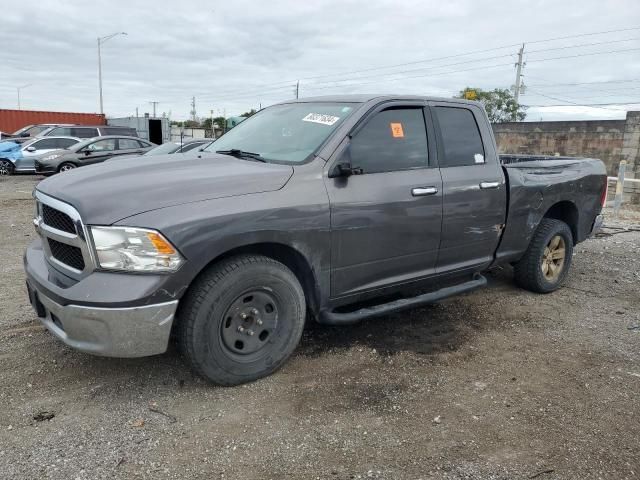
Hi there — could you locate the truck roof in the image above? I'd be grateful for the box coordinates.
[281,94,480,106]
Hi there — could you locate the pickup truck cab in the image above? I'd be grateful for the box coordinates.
[25,95,606,385]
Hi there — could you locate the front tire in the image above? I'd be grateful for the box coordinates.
[177,254,306,385]
[514,218,574,293]
[0,159,14,176]
[58,162,76,173]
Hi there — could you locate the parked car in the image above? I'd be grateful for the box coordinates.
[0,136,80,174]
[37,125,138,139]
[34,136,155,174]
[108,138,211,161]
[25,95,606,385]
[0,124,75,144]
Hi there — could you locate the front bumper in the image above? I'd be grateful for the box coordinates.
[589,214,604,237]
[34,160,57,174]
[25,239,179,358]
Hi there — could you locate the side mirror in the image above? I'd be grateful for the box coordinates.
[20,133,29,137]
[25,146,36,152]
[328,145,363,178]
[84,150,91,156]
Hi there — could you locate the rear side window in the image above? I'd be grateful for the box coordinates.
[118,138,141,150]
[350,108,428,174]
[72,127,99,138]
[104,127,137,136]
[435,107,485,167]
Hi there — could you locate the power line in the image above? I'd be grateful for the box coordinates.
[525,89,637,110]
[526,37,640,55]
[184,26,640,100]
[526,78,640,87]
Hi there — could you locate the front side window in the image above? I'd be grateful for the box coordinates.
[87,139,116,151]
[204,102,357,163]
[49,127,73,136]
[56,138,79,149]
[72,128,99,138]
[30,138,59,150]
[435,107,485,167]
[349,108,428,174]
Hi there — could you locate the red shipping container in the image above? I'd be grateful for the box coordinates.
[0,109,106,134]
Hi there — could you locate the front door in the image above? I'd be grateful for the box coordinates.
[324,104,443,298]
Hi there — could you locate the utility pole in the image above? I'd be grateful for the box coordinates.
[16,84,32,110]
[97,32,127,114]
[513,44,525,104]
[190,96,197,122]
[294,80,299,99]
[210,109,214,138]
[149,101,159,117]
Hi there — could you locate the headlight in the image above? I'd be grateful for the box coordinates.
[90,226,184,272]
[43,154,61,161]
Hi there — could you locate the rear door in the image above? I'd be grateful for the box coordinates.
[116,138,145,156]
[324,102,443,297]
[430,101,506,273]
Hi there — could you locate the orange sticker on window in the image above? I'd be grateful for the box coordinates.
[390,123,404,138]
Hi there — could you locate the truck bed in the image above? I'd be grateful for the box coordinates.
[495,154,607,265]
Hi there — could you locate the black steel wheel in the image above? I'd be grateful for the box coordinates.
[178,254,306,385]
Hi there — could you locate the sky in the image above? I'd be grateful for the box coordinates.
[1,0,639,122]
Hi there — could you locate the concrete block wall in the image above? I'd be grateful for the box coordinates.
[492,111,640,203]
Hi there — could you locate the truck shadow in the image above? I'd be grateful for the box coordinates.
[298,268,515,359]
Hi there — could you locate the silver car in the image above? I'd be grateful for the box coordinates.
[0,136,81,174]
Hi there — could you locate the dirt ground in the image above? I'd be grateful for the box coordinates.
[0,175,638,480]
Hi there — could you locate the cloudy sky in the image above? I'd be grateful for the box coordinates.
[1,0,639,122]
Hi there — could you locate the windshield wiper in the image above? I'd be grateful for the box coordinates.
[216,149,266,162]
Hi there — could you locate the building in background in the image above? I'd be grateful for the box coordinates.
[107,115,170,144]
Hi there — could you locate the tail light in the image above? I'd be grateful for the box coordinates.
[600,179,608,208]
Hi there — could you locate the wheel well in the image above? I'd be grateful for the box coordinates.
[543,201,579,243]
[193,243,320,314]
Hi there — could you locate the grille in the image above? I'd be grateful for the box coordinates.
[42,204,76,234]
[48,238,85,271]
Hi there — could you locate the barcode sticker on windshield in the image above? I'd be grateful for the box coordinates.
[302,113,340,126]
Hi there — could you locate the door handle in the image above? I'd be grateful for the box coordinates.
[479,181,500,189]
[412,186,438,196]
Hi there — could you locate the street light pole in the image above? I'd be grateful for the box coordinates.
[97,32,127,114]
[17,84,32,110]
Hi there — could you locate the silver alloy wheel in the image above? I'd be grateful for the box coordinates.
[59,163,76,172]
[0,160,13,175]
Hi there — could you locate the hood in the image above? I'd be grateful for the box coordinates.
[37,153,294,224]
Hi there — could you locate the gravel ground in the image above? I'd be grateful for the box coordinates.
[0,175,639,480]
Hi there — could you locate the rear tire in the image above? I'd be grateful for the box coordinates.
[177,254,306,385]
[514,218,574,293]
[0,159,14,176]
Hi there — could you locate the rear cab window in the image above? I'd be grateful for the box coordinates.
[434,106,485,167]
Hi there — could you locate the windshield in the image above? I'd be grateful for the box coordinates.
[12,125,48,136]
[143,142,181,156]
[204,102,357,163]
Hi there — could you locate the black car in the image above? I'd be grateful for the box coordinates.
[35,136,155,174]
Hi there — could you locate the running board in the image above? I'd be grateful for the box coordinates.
[319,274,487,325]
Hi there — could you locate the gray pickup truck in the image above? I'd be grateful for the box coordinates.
[25,95,606,385]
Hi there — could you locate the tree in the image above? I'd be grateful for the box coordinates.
[457,87,526,123]
[240,109,257,118]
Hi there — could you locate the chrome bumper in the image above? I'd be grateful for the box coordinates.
[27,285,178,358]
